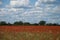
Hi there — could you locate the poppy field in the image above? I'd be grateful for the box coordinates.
[0,26,60,40]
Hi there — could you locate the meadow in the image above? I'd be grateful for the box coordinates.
[0,26,60,40]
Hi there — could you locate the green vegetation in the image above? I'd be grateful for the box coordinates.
[13,21,23,25]
[0,21,7,25]
[0,21,60,26]
[39,21,46,25]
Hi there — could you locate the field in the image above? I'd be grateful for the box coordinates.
[0,26,60,40]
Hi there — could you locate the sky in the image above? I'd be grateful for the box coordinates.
[0,0,60,24]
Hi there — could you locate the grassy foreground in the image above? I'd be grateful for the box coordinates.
[0,26,60,40]
[0,32,60,40]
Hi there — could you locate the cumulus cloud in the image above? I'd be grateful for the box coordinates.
[35,0,56,7]
[0,0,60,23]
[0,1,2,5]
[52,6,60,13]
[10,0,30,7]
[0,7,25,23]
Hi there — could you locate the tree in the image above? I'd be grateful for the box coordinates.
[23,22,30,25]
[7,23,12,25]
[52,23,59,26]
[46,23,59,26]
[46,23,53,26]
[13,21,23,25]
[0,21,7,25]
[39,21,46,25]
[32,23,38,26]
[18,21,23,25]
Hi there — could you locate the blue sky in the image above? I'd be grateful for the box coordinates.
[0,0,60,24]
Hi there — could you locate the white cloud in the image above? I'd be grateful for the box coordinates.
[0,0,60,23]
[52,6,60,13]
[0,1,2,5]
[0,4,60,23]
[10,0,30,7]
[35,0,56,7]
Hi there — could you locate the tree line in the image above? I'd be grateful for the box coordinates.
[0,21,60,26]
